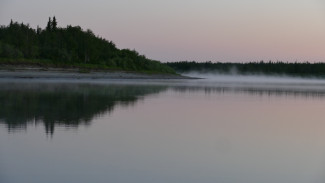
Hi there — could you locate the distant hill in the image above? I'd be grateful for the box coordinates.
[0,17,175,74]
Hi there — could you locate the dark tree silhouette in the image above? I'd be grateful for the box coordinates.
[52,16,57,30]
[0,17,175,74]
[46,17,52,31]
[167,61,325,77]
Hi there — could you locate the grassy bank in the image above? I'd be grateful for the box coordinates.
[0,58,178,75]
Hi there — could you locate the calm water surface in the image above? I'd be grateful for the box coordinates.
[1,77,325,183]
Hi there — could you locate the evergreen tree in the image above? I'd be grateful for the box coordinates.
[46,17,52,31]
[52,16,57,30]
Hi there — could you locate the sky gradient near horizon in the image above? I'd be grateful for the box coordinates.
[1,0,325,62]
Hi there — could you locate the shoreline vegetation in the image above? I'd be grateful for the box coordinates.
[1,17,325,79]
[167,61,325,78]
[0,17,177,77]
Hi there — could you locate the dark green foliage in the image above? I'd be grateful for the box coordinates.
[46,17,52,31]
[0,17,175,74]
[167,61,325,77]
[52,16,57,30]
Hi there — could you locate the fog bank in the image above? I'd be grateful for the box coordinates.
[183,72,325,85]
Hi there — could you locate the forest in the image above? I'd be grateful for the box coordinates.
[0,17,175,74]
[167,61,325,77]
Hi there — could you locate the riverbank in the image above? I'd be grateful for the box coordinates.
[0,66,193,79]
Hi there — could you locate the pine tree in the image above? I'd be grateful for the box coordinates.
[46,17,52,31]
[52,16,57,30]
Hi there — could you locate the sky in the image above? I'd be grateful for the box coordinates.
[1,0,325,62]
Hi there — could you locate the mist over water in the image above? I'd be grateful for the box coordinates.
[176,72,325,92]
[184,72,325,84]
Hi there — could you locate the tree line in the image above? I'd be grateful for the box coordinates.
[0,17,175,74]
[167,61,325,77]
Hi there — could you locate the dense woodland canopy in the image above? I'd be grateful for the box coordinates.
[0,17,175,74]
[167,61,325,77]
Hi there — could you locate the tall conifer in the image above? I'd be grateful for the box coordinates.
[46,17,52,31]
[52,16,57,30]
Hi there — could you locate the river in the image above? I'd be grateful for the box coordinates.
[1,76,325,183]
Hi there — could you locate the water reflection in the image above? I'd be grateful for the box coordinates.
[0,82,167,135]
[171,85,325,98]
[2,79,325,136]
[2,79,325,183]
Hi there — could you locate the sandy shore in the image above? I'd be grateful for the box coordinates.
[0,67,192,79]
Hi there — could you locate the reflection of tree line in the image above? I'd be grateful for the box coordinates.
[0,83,167,135]
[1,82,324,135]
[171,86,325,98]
